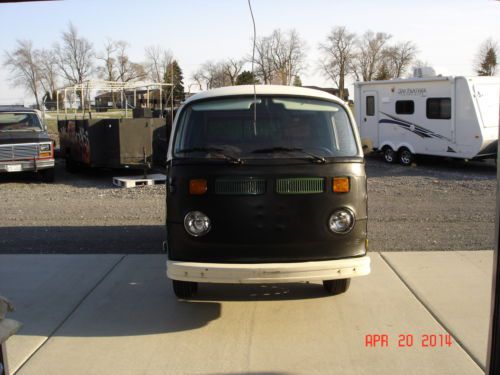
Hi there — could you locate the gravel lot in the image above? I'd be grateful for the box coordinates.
[0,155,496,253]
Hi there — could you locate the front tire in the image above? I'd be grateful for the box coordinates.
[323,278,351,295]
[398,147,414,166]
[172,280,198,299]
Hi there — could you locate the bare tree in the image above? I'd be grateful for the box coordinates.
[269,29,307,85]
[145,45,173,82]
[253,35,276,84]
[251,29,306,85]
[192,69,205,91]
[222,58,245,86]
[318,26,357,99]
[353,31,391,81]
[115,41,146,82]
[38,48,59,102]
[3,40,42,108]
[475,38,498,76]
[382,41,418,78]
[54,23,94,85]
[96,39,117,82]
[192,61,230,90]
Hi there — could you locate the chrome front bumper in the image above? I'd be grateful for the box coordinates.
[0,159,55,173]
[167,255,371,284]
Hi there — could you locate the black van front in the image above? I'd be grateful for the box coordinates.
[166,86,370,298]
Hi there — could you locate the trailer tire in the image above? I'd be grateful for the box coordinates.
[383,147,396,164]
[323,278,351,295]
[172,280,198,299]
[398,147,414,166]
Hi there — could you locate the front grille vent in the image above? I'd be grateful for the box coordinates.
[215,178,266,195]
[276,177,325,194]
[0,144,38,161]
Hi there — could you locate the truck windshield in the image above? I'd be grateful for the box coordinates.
[174,96,358,160]
[0,113,43,132]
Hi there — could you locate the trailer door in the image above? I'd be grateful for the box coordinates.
[473,82,500,128]
[361,91,379,147]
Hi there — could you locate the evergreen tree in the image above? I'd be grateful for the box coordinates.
[236,70,260,85]
[236,70,259,85]
[164,60,185,103]
[292,75,302,86]
[478,47,497,76]
[475,39,498,76]
[374,62,391,80]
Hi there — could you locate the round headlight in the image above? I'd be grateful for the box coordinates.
[328,208,355,234]
[184,211,211,237]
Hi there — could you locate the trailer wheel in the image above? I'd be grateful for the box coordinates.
[398,147,414,166]
[172,280,198,299]
[323,278,351,295]
[383,147,396,163]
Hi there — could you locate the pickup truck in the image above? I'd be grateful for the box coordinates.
[0,106,55,182]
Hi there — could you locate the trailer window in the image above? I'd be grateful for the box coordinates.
[395,100,414,114]
[366,96,375,116]
[426,98,451,119]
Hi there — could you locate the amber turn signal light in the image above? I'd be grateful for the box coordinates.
[189,179,207,195]
[333,177,350,193]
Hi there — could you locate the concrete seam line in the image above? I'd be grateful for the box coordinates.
[13,254,127,375]
[379,252,485,372]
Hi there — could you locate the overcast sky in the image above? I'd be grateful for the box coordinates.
[0,0,498,104]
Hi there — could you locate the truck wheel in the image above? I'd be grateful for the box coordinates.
[39,168,55,183]
[323,278,351,295]
[172,280,198,299]
[383,147,396,163]
[398,147,414,166]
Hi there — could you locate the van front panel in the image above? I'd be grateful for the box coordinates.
[167,161,367,263]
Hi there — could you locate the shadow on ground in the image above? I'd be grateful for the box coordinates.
[366,153,496,179]
[0,225,165,253]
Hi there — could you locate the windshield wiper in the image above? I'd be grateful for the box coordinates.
[176,147,244,164]
[251,146,326,164]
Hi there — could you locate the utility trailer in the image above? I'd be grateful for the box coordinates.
[52,80,173,171]
[58,117,166,170]
[354,75,500,165]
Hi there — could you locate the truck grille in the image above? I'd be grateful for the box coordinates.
[214,178,266,195]
[276,177,325,194]
[0,144,38,161]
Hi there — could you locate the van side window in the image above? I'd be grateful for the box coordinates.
[395,100,414,114]
[366,96,374,116]
[426,98,451,119]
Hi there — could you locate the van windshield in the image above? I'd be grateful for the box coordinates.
[173,96,358,160]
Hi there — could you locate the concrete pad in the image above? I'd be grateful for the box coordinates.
[0,254,123,373]
[16,254,481,375]
[381,251,493,370]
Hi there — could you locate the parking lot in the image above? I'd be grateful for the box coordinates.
[0,155,496,254]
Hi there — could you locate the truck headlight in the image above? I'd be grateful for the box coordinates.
[184,211,211,237]
[39,143,51,152]
[328,208,355,234]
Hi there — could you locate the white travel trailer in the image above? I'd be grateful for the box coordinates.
[354,76,500,165]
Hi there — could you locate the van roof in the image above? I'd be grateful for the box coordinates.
[184,85,345,105]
